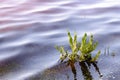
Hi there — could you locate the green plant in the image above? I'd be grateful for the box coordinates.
[79,33,101,62]
[55,31,100,63]
[55,46,68,62]
[55,32,78,62]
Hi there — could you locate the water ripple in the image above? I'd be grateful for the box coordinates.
[0,0,120,80]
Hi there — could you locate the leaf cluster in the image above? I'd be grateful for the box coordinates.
[55,31,101,63]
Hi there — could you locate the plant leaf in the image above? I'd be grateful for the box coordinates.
[91,51,101,62]
[68,31,73,50]
[73,32,77,53]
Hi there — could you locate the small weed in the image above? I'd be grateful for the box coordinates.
[55,31,101,63]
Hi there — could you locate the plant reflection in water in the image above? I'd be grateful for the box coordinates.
[67,60,102,80]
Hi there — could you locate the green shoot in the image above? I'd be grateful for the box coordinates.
[55,31,101,63]
[55,46,68,62]
[68,31,78,54]
[79,33,100,62]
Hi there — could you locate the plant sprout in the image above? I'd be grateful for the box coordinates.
[55,31,101,63]
[55,32,78,62]
[79,33,101,62]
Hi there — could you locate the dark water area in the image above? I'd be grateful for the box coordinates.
[0,0,120,80]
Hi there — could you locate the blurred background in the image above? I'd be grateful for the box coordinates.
[0,0,120,80]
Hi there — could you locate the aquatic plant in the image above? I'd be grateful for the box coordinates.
[79,33,101,62]
[55,32,77,62]
[55,31,100,62]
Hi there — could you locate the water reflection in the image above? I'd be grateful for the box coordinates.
[104,47,116,57]
[0,0,120,79]
[68,61,102,80]
[67,61,77,80]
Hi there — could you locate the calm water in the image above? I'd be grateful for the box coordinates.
[0,0,120,80]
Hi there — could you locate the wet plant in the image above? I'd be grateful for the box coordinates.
[55,31,101,63]
[55,31,79,62]
[79,33,101,62]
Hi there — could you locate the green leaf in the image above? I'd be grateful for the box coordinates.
[79,54,85,61]
[74,32,77,46]
[55,46,68,61]
[82,33,87,45]
[55,46,66,55]
[89,34,93,45]
[68,31,73,50]
[68,53,77,61]
[55,46,62,53]
[73,33,78,53]
[91,51,101,62]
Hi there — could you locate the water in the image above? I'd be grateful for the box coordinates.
[0,0,120,80]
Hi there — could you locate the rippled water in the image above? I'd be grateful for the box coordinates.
[0,0,120,80]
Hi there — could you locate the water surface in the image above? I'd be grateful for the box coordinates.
[0,0,120,80]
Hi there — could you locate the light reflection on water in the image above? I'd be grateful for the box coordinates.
[0,0,120,80]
